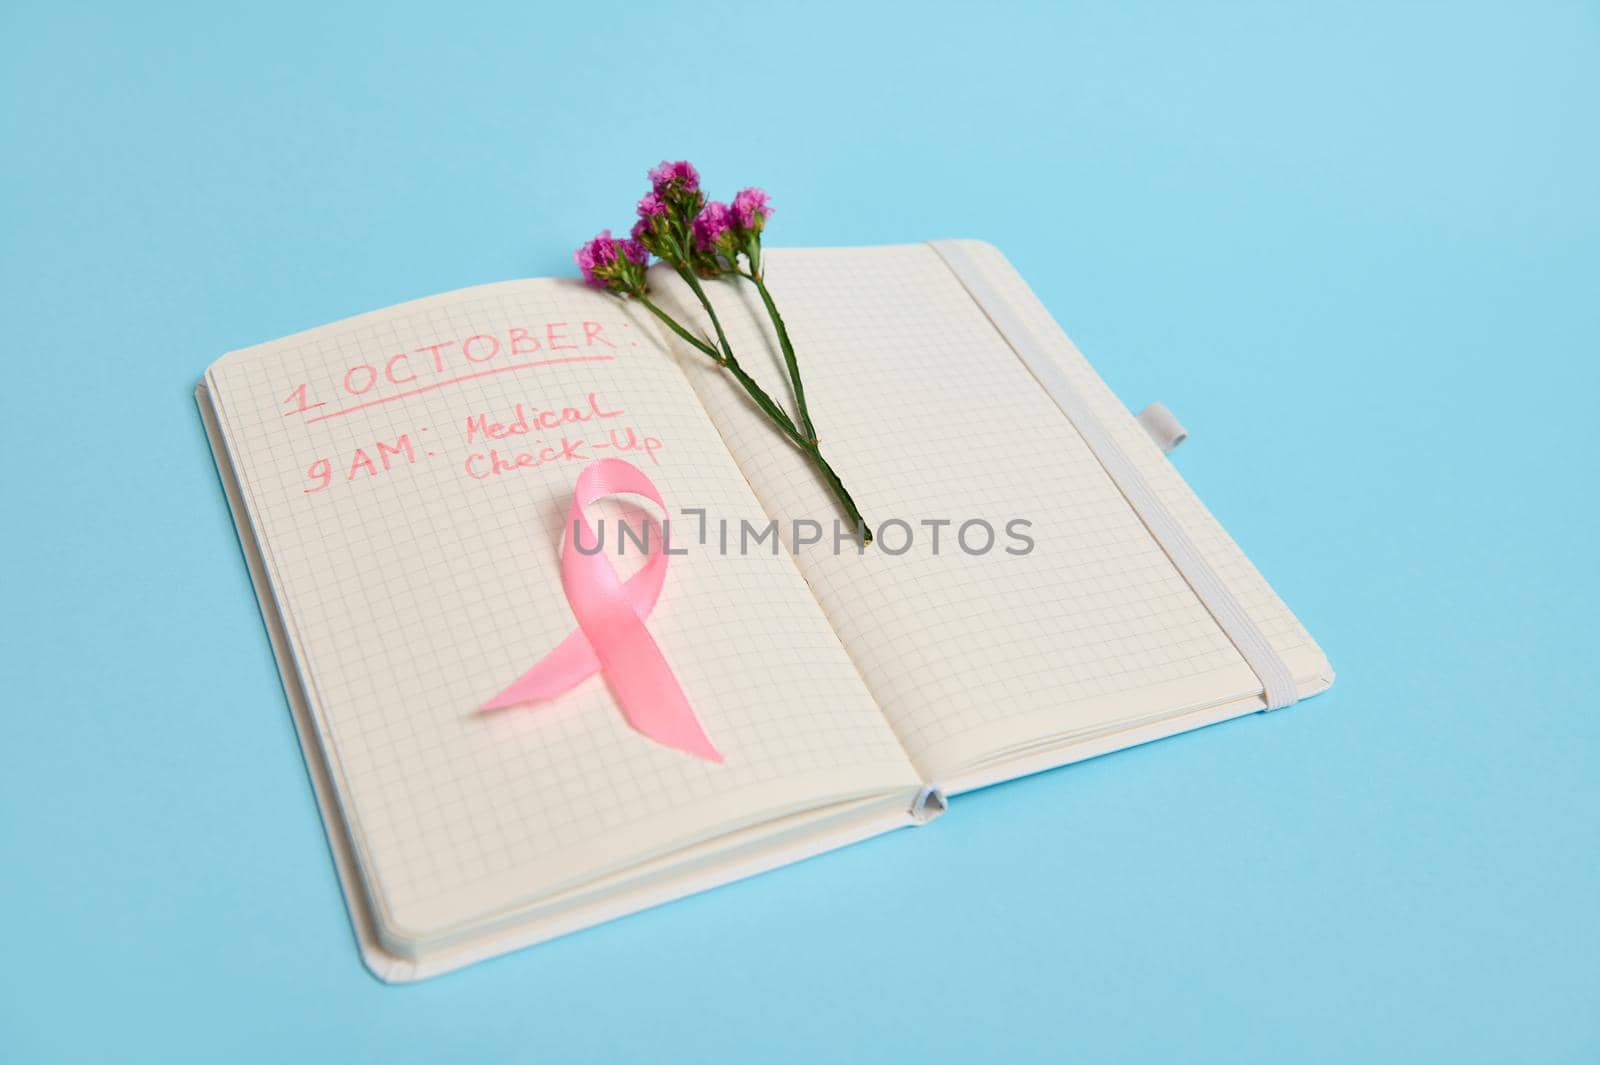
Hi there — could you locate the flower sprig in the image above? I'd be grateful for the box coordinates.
[577,161,870,543]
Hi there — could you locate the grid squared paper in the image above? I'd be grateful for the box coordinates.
[655,244,1330,780]
[206,280,919,944]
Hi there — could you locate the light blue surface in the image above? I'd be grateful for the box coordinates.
[3,1,1596,1061]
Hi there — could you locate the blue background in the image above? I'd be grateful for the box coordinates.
[3,1,1596,1061]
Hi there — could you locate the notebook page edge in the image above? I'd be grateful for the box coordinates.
[197,380,406,982]
[938,668,1336,797]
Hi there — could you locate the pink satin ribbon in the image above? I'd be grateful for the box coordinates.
[481,458,723,763]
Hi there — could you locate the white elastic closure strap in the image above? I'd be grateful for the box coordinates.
[1137,402,1187,453]
[927,241,1299,711]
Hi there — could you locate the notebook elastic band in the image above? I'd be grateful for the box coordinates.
[927,240,1299,711]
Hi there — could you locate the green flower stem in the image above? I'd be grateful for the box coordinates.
[744,272,815,443]
[673,267,806,445]
[637,286,871,543]
[725,361,806,445]
[640,292,805,447]
[677,267,738,366]
[637,296,722,363]
[806,445,871,544]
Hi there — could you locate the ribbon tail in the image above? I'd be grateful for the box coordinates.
[479,628,601,711]
[623,697,723,763]
[597,624,723,763]
[614,686,725,762]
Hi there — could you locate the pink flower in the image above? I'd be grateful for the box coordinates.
[648,159,700,194]
[632,192,670,250]
[636,190,668,220]
[575,230,650,294]
[620,238,649,266]
[575,230,620,288]
[692,201,732,251]
[731,187,771,230]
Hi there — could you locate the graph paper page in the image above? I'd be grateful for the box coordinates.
[659,244,1330,782]
[205,278,920,946]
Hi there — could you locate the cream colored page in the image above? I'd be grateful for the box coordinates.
[947,239,1332,688]
[654,244,1328,781]
[206,278,919,944]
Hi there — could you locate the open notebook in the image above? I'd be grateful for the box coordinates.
[199,240,1332,982]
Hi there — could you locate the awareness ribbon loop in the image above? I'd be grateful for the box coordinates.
[480,458,722,763]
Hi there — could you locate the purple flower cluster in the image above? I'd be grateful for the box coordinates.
[731,187,771,231]
[630,189,669,244]
[574,229,649,295]
[636,190,667,220]
[570,162,867,540]
[692,201,733,252]
[577,161,777,291]
[647,159,700,195]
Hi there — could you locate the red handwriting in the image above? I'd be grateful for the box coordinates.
[464,393,624,444]
[464,426,663,480]
[282,322,622,424]
[292,385,664,502]
[303,432,421,493]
